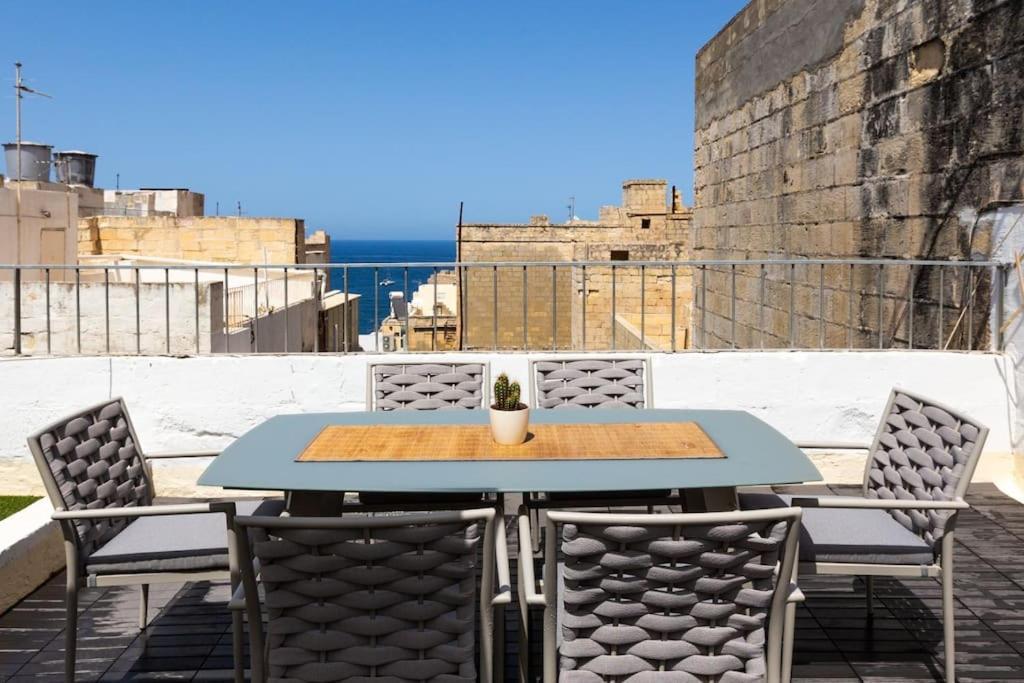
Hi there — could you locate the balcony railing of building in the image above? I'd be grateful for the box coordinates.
[0,259,1009,356]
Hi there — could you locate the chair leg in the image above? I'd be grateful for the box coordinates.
[138,584,149,629]
[232,608,244,683]
[942,533,956,683]
[782,600,796,683]
[865,575,874,619]
[64,573,78,683]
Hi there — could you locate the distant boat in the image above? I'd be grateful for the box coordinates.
[379,278,395,286]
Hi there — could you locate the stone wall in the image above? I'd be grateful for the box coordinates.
[693,0,1024,349]
[78,215,307,264]
[458,180,693,350]
[458,219,692,350]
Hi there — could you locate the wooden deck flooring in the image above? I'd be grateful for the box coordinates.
[3,484,1024,681]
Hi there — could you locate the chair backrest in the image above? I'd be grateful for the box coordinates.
[367,362,487,410]
[531,357,650,409]
[863,388,989,547]
[544,507,801,683]
[235,508,497,683]
[26,398,152,559]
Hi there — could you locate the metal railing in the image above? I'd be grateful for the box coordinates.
[0,259,1007,356]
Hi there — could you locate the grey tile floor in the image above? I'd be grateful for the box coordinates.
[2,484,1024,682]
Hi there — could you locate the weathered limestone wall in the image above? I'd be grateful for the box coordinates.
[693,0,1024,349]
[78,216,307,264]
[458,219,691,350]
[0,280,220,355]
[0,185,79,280]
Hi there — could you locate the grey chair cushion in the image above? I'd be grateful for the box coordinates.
[373,363,485,410]
[86,499,284,575]
[739,492,934,565]
[534,358,647,409]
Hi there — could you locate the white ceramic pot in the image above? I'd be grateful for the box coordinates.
[489,406,530,445]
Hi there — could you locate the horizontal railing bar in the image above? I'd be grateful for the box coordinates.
[0,259,1008,270]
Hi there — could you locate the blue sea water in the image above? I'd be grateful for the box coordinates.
[326,240,456,333]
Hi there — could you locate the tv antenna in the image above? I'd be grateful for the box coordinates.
[567,196,575,223]
[13,62,52,181]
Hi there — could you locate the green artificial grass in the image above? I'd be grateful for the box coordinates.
[0,496,40,521]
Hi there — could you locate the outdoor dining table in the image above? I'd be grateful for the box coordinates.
[198,408,822,512]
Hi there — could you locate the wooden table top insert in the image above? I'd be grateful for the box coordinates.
[297,421,724,462]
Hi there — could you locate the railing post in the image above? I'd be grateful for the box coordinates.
[789,263,795,349]
[670,265,677,352]
[610,264,617,351]
[877,264,884,350]
[581,265,587,351]
[253,267,260,353]
[521,265,527,350]
[640,265,646,349]
[343,266,350,354]
[224,267,231,354]
[164,268,171,354]
[372,267,378,353]
[12,268,21,355]
[730,264,736,349]
[993,263,1005,351]
[848,263,854,349]
[134,268,141,355]
[283,268,290,353]
[76,267,82,354]
[105,268,111,354]
[492,265,498,351]
[908,265,914,350]
[551,265,557,351]
[818,263,825,349]
[938,267,944,350]
[194,267,200,355]
[45,267,51,355]
[759,264,766,349]
[700,265,707,349]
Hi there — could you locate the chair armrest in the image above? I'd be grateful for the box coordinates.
[492,510,512,606]
[228,558,262,611]
[790,495,969,511]
[793,441,871,451]
[517,506,546,607]
[144,450,221,459]
[786,582,805,604]
[52,501,236,521]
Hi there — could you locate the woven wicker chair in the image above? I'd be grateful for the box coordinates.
[232,506,511,683]
[360,362,490,507]
[26,398,284,683]
[367,361,488,411]
[517,506,804,683]
[528,356,668,511]
[739,388,989,683]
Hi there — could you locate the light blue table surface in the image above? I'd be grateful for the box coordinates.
[198,408,821,493]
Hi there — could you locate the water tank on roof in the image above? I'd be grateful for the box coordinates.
[54,150,98,187]
[3,141,52,182]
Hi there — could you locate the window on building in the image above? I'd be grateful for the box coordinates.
[610,250,629,261]
[641,218,651,230]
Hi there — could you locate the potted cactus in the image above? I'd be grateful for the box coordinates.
[489,372,529,445]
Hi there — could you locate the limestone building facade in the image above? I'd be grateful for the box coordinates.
[458,179,692,350]
[693,0,1023,349]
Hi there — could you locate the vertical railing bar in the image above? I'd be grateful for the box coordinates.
[611,264,617,351]
[789,263,795,349]
[194,268,200,355]
[314,267,320,353]
[253,267,259,353]
[967,266,974,350]
[641,264,647,349]
[521,265,527,351]
[104,268,111,354]
[373,267,379,354]
[759,264,766,349]
[428,266,437,352]
[404,267,410,352]
[551,265,557,351]
[938,266,944,350]
[134,267,140,355]
[75,268,81,354]
[223,267,230,354]
[491,265,499,350]
[12,268,21,356]
[283,268,290,353]
[460,265,467,350]
[700,266,707,349]
[670,265,677,353]
[877,263,884,350]
[343,266,350,354]
[993,264,1004,351]
[908,265,914,349]
[45,268,51,355]
[730,264,736,349]
[818,263,825,349]
[164,268,171,354]
[848,263,854,349]
[581,265,588,351]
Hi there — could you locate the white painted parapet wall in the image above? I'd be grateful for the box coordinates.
[0,351,1017,496]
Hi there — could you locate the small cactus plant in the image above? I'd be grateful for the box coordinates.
[493,373,524,411]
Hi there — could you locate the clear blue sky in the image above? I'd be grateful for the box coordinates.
[4,1,746,239]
